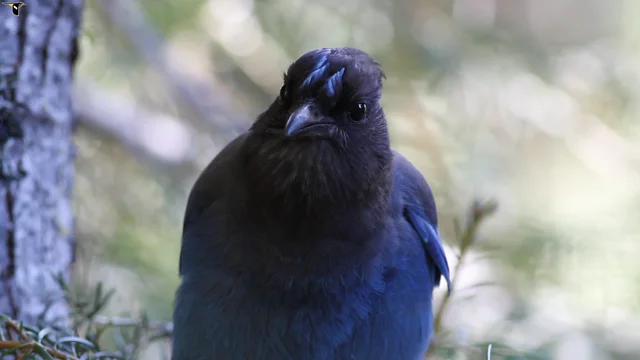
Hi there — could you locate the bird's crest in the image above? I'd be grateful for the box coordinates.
[300,51,330,89]
[297,49,346,101]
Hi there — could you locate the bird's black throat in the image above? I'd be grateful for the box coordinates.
[242,132,393,236]
[237,132,394,292]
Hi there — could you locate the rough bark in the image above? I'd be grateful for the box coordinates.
[0,0,83,326]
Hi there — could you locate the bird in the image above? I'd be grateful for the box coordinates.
[172,47,452,360]
[2,1,25,16]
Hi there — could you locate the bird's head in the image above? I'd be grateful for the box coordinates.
[244,47,393,217]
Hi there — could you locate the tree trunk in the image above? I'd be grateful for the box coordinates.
[0,0,83,326]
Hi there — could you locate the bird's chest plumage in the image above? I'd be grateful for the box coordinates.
[173,220,434,360]
[339,236,435,360]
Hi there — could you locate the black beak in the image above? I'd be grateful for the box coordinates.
[284,104,336,138]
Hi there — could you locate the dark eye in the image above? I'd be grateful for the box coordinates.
[349,103,367,122]
[280,85,288,102]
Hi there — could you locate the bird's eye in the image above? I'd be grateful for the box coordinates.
[280,85,288,102]
[349,103,367,122]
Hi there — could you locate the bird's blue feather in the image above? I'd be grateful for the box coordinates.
[404,204,452,294]
[301,53,330,88]
[324,68,345,98]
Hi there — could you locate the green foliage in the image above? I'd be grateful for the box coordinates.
[0,275,171,360]
[139,0,206,35]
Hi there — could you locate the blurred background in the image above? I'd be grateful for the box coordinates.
[71,0,639,359]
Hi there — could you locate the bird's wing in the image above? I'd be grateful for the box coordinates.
[178,134,247,276]
[392,151,452,294]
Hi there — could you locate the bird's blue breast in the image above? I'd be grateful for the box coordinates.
[173,214,436,360]
[336,214,436,359]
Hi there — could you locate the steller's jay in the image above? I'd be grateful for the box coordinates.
[172,47,451,360]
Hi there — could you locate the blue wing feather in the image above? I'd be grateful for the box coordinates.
[392,151,452,295]
[404,205,452,294]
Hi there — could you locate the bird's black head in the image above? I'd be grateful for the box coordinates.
[244,47,393,223]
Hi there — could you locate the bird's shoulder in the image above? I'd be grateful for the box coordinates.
[389,150,451,291]
[182,133,248,230]
[178,133,249,276]
[390,150,438,226]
